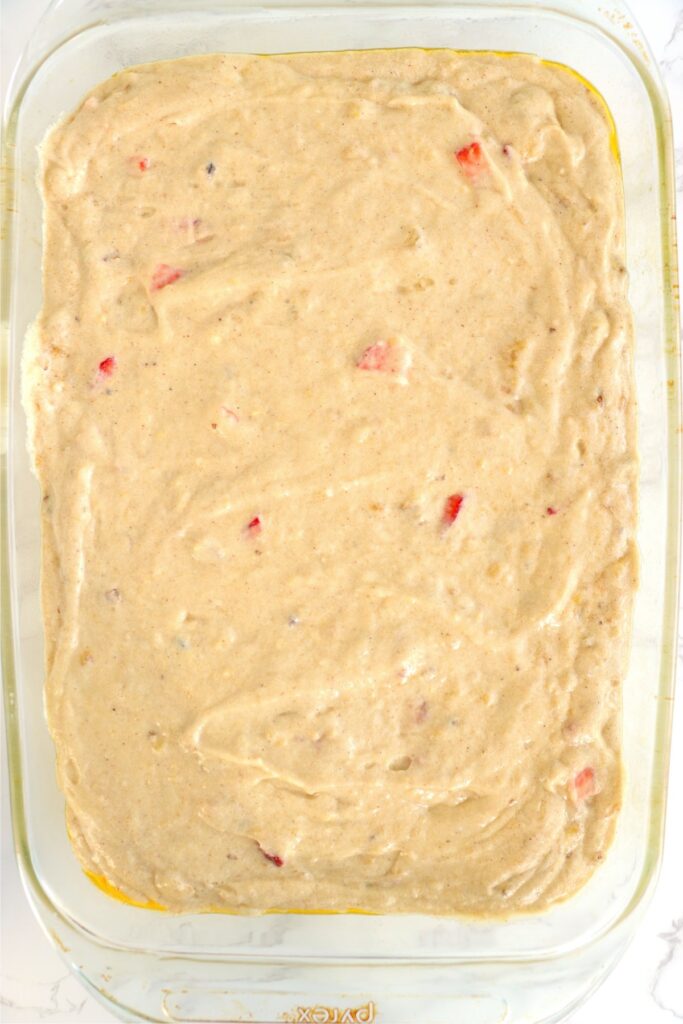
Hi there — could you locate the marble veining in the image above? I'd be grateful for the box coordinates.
[651,919,683,1019]
[0,975,87,1020]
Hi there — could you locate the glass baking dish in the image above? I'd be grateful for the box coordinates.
[1,0,679,1021]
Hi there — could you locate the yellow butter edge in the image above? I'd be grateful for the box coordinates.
[85,871,376,916]
[537,55,620,163]
[79,47,617,916]
[254,48,620,162]
[105,46,620,163]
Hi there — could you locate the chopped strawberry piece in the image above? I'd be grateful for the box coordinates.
[442,493,464,529]
[502,144,512,157]
[455,141,485,177]
[150,264,183,291]
[98,356,116,377]
[356,340,411,378]
[357,343,389,371]
[246,516,262,536]
[546,506,558,516]
[573,767,596,801]
[257,843,283,867]
[129,155,150,173]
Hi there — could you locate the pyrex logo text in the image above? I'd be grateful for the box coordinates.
[290,1002,376,1023]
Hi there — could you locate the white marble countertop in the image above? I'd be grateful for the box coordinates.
[2,1,682,1020]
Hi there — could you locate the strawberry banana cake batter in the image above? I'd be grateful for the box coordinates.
[24,50,637,915]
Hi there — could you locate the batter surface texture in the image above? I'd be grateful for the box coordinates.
[25,50,637,915]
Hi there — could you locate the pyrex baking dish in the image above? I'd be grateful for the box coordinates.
[1,0,679,1021]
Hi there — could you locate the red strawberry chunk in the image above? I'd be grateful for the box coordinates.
[547,506,558,516]
[442,493,464,529]
[356,340,411,378]
[129,155,150,173]
[257,843,283,867]
[150,264,183,291]
[455,141,485,177]
[246,516,262,536]
[98,356,116,377]
[357,343,389,371]
[573,767,596,801]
